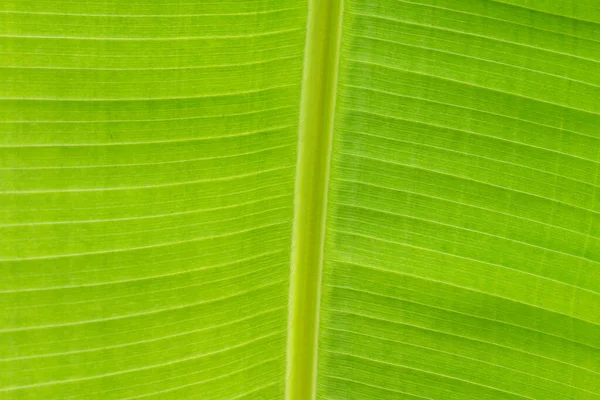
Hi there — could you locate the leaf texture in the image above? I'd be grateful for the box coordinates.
[319,0,600,399]
[0,1,306,398]
[2,0,600,399]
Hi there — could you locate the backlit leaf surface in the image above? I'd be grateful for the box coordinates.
[1,0,598,399]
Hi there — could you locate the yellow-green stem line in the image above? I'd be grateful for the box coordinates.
[285,1,344,399]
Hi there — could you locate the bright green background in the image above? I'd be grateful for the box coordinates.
[1,0,599,399]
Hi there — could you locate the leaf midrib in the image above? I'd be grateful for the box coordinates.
[285,1,344,399]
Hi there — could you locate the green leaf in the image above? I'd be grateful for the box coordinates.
[1,0,599,399]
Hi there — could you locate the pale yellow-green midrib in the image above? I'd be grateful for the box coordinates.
[285,1,344,399]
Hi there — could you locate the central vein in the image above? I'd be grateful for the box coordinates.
[285,1,344,399]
